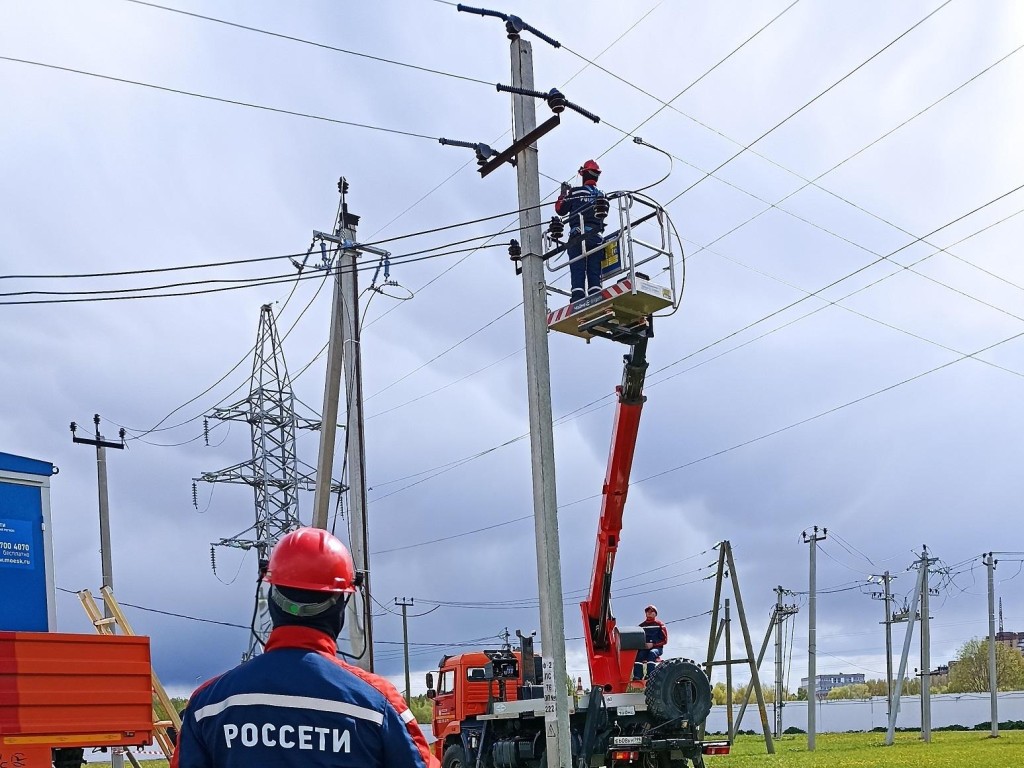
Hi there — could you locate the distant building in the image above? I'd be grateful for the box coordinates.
[995,631,1024,655]
[800,673,866,697]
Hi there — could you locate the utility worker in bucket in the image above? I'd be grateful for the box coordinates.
[555,159,607,303]
[633,604,669,681]
[172,527,438,768]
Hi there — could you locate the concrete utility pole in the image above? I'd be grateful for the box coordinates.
[801,525,826,751]
[984,552,999,737]
[70,416,125,621]
[311,180,390,671]
[919,545,936,742]
[70,415,125,768]
[870,571,896,717]
[509,37,572,768]
[886,562,925,745]
[772,586,798,737]
[396,597,414,702]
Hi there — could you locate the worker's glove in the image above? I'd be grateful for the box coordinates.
[561,182,571,197]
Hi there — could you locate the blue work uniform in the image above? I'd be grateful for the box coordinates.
[172,625,437,768]
[555,182,606,300]
[633,617,669,680]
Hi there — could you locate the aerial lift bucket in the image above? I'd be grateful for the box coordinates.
[544,192,679,343]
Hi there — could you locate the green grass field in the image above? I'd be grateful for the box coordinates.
[120,731,1024,767]
[715,731,1024,767]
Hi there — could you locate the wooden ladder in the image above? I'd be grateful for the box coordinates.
[79,587,182,761]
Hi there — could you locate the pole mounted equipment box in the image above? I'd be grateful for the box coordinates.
[0,452,57,632]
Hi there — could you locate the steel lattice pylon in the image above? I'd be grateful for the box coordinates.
[195,304,338,660]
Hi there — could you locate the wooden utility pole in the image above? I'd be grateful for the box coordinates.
[704,542,774,753]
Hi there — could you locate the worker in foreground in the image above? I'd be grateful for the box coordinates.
[633,603,669,681]
[172,527,437,768]
[556,159,607,302]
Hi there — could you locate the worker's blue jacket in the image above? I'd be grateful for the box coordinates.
[555,183,605,233]
[172,625,437,768]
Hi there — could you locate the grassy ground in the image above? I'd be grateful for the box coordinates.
[117,731,1024,767]
[715,730,1024,767]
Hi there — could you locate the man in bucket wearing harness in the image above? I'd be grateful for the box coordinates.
[172,527,438,768]
[555,159,607,303]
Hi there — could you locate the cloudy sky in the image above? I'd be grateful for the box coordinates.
[2,0,1023,704]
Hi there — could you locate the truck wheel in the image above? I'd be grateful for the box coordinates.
[644,658,712,725]
[52,748,85,768]
[442,743,467,768]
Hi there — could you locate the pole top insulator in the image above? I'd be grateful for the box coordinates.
[546,88,566,114]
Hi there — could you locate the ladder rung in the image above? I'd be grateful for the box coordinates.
[93,617,118,626]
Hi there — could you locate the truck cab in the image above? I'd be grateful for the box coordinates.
[427,648,546,765]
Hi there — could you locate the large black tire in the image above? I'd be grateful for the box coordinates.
[442,743,467,768]
[52,748,85,768]
[644,658,712,726]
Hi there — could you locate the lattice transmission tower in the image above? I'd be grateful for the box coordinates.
[194,303,342,660]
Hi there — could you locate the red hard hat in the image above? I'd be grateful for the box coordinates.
[645,604,658,614]
[265,527,357,593]
[579,159,601,175]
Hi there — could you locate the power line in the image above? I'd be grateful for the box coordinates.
[570,3,1024,317]
[672,0,956,202]
[372,322,1024,556]
[363,182,1024,519]
[0,241,509,305]
[0,55,439,140]
[119,0,492,86]
[570,0,803,163]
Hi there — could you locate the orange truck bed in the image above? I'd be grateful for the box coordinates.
[0,632,154,767]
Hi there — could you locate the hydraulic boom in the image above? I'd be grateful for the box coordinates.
[581,334,651,692]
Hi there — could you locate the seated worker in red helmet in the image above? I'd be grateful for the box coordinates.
[555,159,607,302]
[173,527,438,768]
[633,604,668,681]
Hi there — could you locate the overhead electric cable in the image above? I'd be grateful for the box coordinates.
[365,185,1024,501]
[119,0,493,86]
[567,3,1024,306]
[0,241,510,305]
[671,0,956,200]
[372,325,1024,555]
[0,56,439,140]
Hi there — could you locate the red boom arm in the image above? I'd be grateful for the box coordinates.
[580,337,649,692]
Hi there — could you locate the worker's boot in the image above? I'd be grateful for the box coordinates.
[571,288,585,303]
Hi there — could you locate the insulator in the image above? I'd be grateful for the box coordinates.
[475,143,495,167]
[210,546,217,574]
[192,481,198,509]
[508,239,522,260]
[546,88,567,114]
[338,177,349,195]
[203,417,210,446]
[547,216,564,241]
[593,196,610,221]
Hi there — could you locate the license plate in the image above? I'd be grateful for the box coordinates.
[612,736,643,746]
[616,705,636,716]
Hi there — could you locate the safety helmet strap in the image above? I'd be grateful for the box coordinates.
[270,586,345,618]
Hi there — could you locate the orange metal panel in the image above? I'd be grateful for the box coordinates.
[0,632,153,747]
